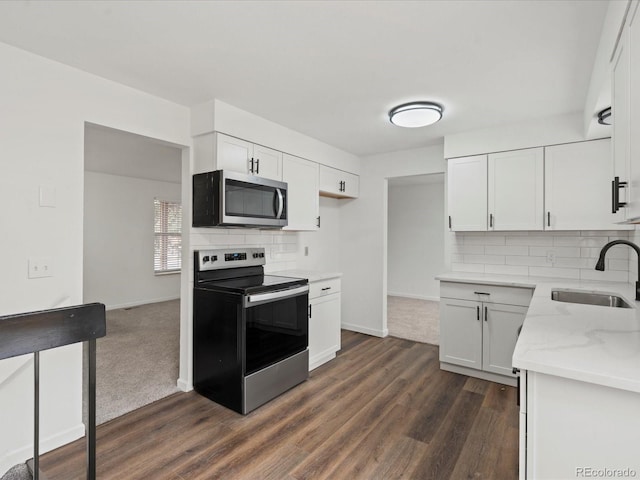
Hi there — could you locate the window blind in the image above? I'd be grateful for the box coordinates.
[154,199,182,273]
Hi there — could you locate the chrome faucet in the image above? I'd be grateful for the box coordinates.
[595,240,640,301]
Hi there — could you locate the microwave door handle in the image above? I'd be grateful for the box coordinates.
[275,188,284,219]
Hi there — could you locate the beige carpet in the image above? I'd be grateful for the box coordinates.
[90,299,180,425]
[387,296,440,345]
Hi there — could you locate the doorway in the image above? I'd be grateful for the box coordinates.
[82,123,184,424]
[386,173,444,345]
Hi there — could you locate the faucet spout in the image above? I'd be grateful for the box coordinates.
[595,240,640,301]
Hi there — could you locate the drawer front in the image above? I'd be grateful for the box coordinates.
[309,278,341,299]
[440,281,533,307]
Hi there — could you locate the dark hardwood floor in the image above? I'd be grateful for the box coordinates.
[40,331,519,479]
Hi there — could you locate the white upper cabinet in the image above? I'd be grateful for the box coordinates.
[319,165,359,198]
[213,132,282,181]
[447,155,488,231]
[282,154,319,231]
[545,139,630,230]
[251,143,283,180]
[215,133,253,174]
[488,148,544,231]
[627,1,640,220]
[612,25,630,215]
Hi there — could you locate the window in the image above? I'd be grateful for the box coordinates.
[154,199,182,274]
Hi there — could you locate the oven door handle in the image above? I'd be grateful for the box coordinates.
[246,285,309,304]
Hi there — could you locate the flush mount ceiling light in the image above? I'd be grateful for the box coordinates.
[388,101,443,128]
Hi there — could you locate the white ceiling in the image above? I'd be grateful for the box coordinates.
[0,1,609,157]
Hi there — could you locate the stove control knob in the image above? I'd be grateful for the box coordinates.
[212,255,217,262]
[202,256,210,263]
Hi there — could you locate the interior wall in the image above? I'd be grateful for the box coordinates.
[443,112,598,159]
[83,172,181,309]
[339,145,446,337]
[0,40,190,475]
[388,179,444,300]
[297,197,342,272]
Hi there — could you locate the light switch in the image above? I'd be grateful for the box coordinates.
[39,186,56,207]
[28,257,53,279]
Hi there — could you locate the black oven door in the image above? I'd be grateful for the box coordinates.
[244,285,308,375]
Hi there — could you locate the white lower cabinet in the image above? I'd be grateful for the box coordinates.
[308,277,341,370]
[520,370,640,479]
[439,282,532,385]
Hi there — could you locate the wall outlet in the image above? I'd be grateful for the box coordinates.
[28,257,53,278]
[546,251,556,264]
[304,246,309,256]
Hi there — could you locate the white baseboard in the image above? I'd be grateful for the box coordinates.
[387,292,440,302]
[1,423,84,476]
[177,378,192,392]
[341,322,388,338]
[106,295,180,311]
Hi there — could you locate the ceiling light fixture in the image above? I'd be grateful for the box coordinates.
[389,101,443,128]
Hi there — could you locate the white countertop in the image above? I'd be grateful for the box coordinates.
[437,272,640,393]
[272,269,342,283]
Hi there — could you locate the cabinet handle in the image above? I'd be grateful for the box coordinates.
[343,180,346,192]
[321,287,331,291]
[613,176,628,213]
[476,306,480,321]
[249,158,254,173]
[547,211,550,227]
[513,368,521,406]
[489,213,494,228]
[448,215,452,229]
[484,306,487,321]
[256,158,260,174]
[473,291,490,296]
[308,304,312,318]
[317,216,321,228]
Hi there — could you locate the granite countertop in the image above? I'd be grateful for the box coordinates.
[272,269,342,283]
[437,272,640,393]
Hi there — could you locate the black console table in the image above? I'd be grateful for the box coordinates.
[0,303,106,480]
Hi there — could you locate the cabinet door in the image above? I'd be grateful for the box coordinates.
[447,155,488,231]
[215,133,253,174]
[613,26,630,217]
[628,1,640,220]
[309,293,341,370]
[482,303,527,377]
[545,139,630,230]
[282,154,319,231]
[488,148,544,230]
[439,298,482,370]
[253,144,283,181]
[342,171,359,198]
[319,165,359,198]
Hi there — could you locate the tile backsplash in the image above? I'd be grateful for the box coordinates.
[450,231,633,282]
[190,228,300,274]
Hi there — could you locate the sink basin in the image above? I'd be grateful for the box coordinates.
[551,289,634,308]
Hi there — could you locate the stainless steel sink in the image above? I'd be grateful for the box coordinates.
[551,289,634,308]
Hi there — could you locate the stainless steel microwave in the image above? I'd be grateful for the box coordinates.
[192,170,288,228]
